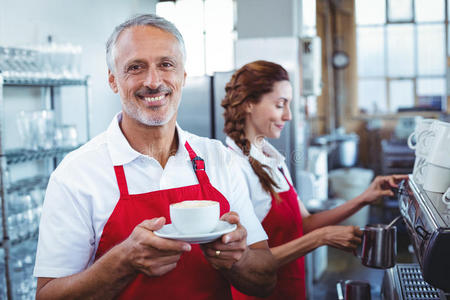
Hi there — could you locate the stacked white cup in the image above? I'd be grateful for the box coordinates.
[422,121,450,193]
[407,119,436,184]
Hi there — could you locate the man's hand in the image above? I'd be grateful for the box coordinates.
[119,217,191,277]
[361,174,409,204]
[200,212,248,270]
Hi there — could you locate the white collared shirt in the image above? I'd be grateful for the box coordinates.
[34,113,267,278]
[225,136,293,221]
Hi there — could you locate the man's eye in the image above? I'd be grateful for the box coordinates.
[161,62,174,68]
[276,102,284,108]
[128,65,143,72]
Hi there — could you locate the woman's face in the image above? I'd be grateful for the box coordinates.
[245,80,292,142]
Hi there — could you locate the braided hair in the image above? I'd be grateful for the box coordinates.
[221,60,289,202]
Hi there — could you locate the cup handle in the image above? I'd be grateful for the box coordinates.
[354,227,365,258]
[407,132,417,149]
[336,280,345,300]
[442,189,450,208]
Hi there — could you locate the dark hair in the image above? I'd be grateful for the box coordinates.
[221,60,289,201]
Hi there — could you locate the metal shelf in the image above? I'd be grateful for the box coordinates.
[10,230,39,247]
[3,77,88,87]
[7,176,49,194]
[0,71,91,300]
[1,146,81,165]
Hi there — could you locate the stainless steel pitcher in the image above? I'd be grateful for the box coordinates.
[336,280,371,300]
[360,224,397,269]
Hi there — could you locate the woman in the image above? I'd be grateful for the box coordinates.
[221,60,407,300]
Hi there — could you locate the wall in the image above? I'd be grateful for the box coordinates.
[0,0,158,137]
[315,0,357,134]
[236,0,300,38]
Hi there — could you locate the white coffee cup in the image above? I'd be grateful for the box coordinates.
[170,200,220,235]
[407,119,436,158]
[423,163,450,193]
[412,156,427,184]
[426,121,450,169]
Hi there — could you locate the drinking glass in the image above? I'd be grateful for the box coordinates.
[17,111,37,150]
[33,110,55,149]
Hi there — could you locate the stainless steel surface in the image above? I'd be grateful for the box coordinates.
[386,215,402,229]
[398,265,442,300]
[336,135,359,168]
[381,266,401,300]
[337,281,345,300]
[212,71,233,143]
[361,224,397,269]
[338,280,372,300]
[398,176,450,291]
[381,264,447,300]
[346,280,372,300]
[177,76,213,138]
[313,133,360,169]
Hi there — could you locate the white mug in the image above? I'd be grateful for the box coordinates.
[423,163,450,193]
[407,119,436,158]
[412,156,427,184]
[170,200,220,235]
[426,121,450,169]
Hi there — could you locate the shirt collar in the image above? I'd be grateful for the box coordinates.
[226,136,285,167]
[107,112,142,166]
[106,112,193,166]
[174,124,192,162]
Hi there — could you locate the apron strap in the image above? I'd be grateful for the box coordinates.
[184,141,210,185]
[279,167,294,189]
[113,165,129,196]
[112,141,210,197]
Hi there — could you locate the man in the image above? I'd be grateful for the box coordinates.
[34,14,277,299]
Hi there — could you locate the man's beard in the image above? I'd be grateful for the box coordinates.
[122,100,178,126]
[123,86,179,126]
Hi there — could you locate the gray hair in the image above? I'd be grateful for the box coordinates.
[106,14,186,72]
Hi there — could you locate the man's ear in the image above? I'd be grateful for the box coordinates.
[182,71,187,87]
[108,70,118,93]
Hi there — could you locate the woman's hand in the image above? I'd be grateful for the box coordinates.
[360,174,409,205]
[320,225,363,252]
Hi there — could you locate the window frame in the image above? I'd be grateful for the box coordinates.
[156,0,237,76]
[356,0,448,114]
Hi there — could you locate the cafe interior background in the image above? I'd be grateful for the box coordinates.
[1,0,450,299]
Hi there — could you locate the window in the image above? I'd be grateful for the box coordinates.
[156,0,235,76]
[356,0,447,114]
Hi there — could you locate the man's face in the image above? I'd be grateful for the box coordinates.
[108,26,186,127]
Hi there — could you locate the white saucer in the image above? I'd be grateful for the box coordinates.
[154,220,237,244]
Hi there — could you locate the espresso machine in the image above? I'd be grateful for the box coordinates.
[381,176,450,300]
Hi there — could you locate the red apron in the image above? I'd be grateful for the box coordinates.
[95,141,232,299]
[232,169,306,300]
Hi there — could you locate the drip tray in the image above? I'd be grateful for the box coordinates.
[397,265,442,300]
